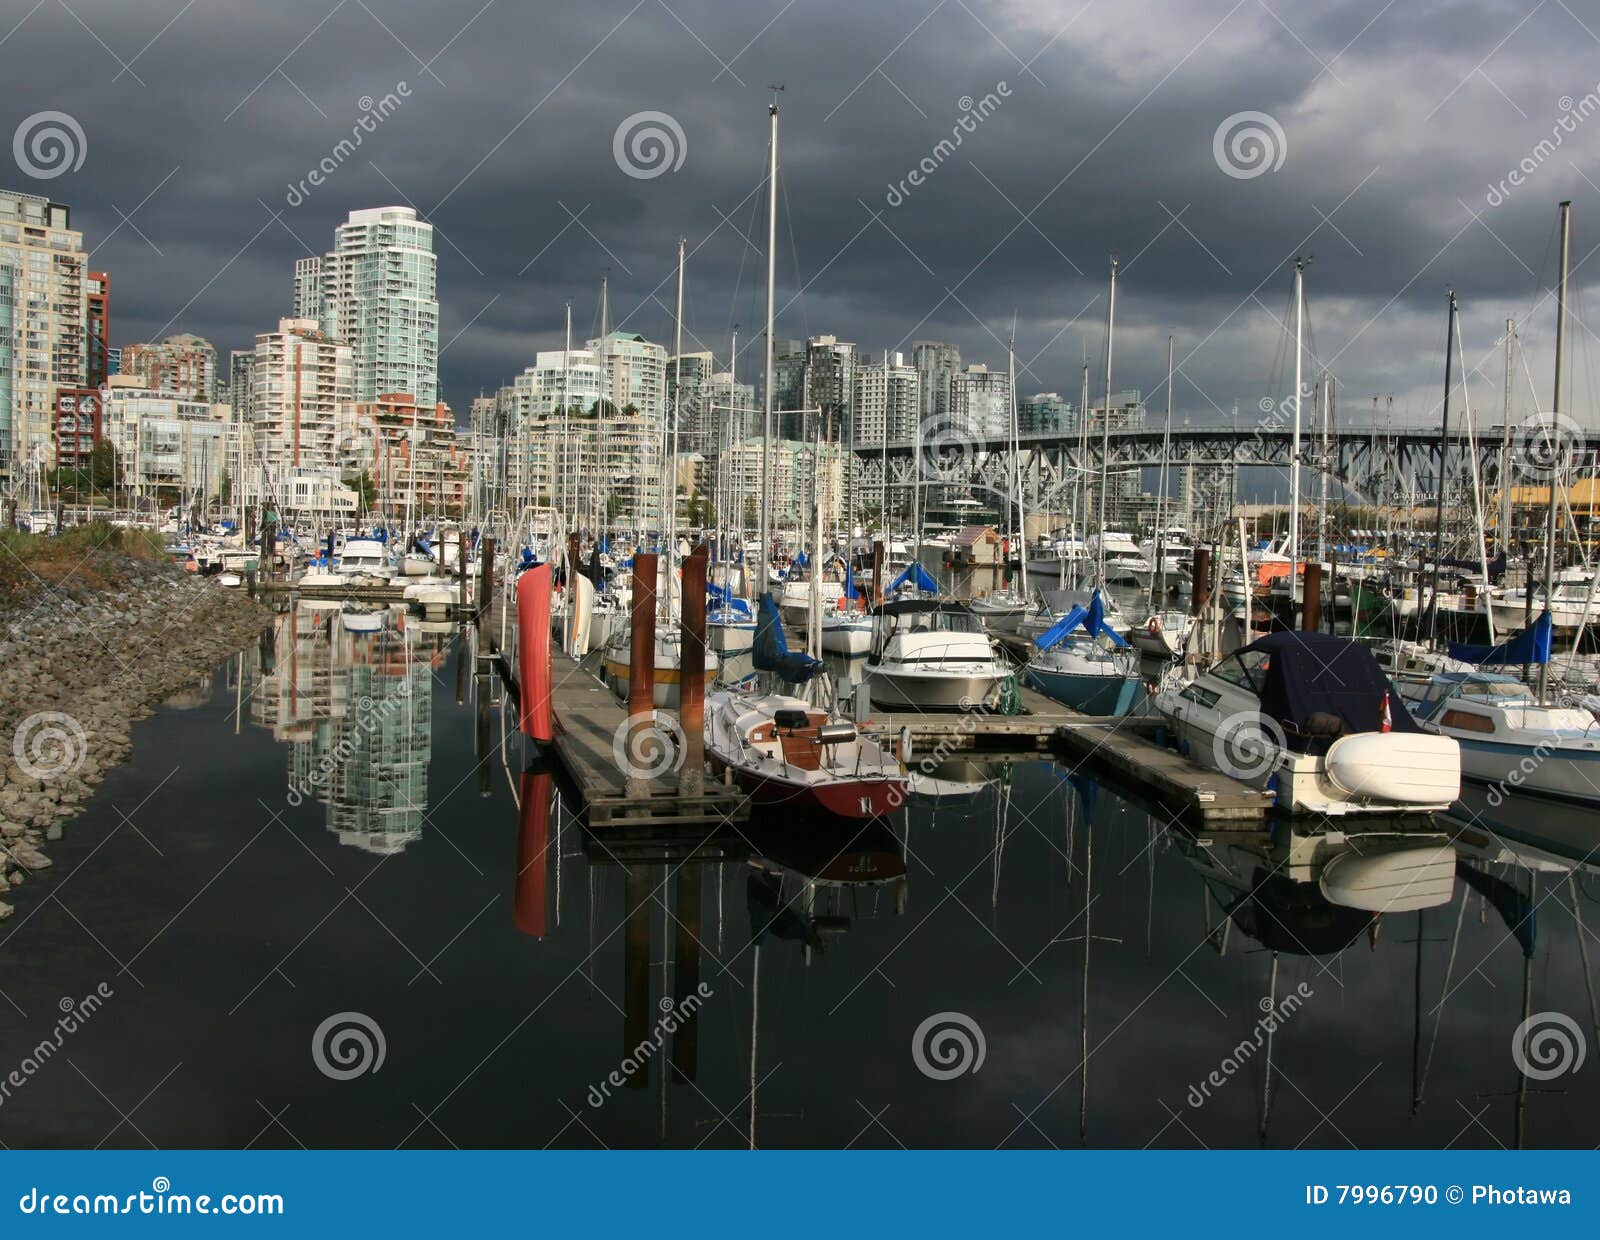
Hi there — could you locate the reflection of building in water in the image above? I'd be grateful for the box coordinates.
[244,605,441,855]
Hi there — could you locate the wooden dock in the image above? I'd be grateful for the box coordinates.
[856,679,1081,751]
[1051,715,1274,823]
[546,651,746,829]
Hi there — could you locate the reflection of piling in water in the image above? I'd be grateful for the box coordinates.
[624,865,651,1089]
[474,676,492,797]
[671,867,702,1084]
[679,547,707,797]
[625,554,658,799]
[454,635,467,707]
[477,538,495,638]
[514,768,553,937]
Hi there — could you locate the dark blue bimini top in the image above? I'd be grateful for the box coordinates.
[1239,631,1419,735]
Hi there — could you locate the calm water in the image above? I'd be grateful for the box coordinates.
[2,600,1597,1149]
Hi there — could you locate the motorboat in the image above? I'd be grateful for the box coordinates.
[1129,610,1194,660]
[820,608,874,657]
[335,539,397,586]
[863,599,1010,712]
[1153,631,1461,816]
[968,591,1029,632]
[1410,670,1600,809]
[704,692,907,817]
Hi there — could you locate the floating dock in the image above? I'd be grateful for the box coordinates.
[545,651,746,829]
[1051,716,1274,823]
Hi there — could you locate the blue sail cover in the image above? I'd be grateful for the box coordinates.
[1448,610,1553,666]
[887,561,939,594]
[1032,590,1129,651]
[752,593,822,682]
[844,563,861,601]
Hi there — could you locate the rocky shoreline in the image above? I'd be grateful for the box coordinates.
[0,557,274,918]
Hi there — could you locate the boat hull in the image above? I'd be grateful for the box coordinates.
[864,668,1006,711]
[718,762,907,818]
[1025,665,1140,716]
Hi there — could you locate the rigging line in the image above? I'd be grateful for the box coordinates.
[778,164,808,343]
[726,142,769,345]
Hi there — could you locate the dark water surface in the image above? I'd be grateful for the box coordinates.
[2,602,1597,1149]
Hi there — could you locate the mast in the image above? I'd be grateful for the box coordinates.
[1078,361,1090,581]
[1289,258,1305,570]
[599,272,609,338]
[1096,257,1117,585]
[1428,291,1456,644]
[665,235,686,618]
[1153,335,1173,608]
[1319,371,1331,563]
[1501,319,1515,553]
[759,97,779,588]
[1538,201,1571,704]
[1008,318,1027,598]
[562,301,571,525]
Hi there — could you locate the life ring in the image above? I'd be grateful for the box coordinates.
[1147,617,1161,636]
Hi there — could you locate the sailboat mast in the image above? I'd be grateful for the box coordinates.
[1289,258,1305,569]
[1009,319,1027,597]
[1154,335,1173,607]
[1078,361,1090,571]
[759,99,778,584]
[1096,257,1117,585]
[561,301,571,524]
[666,235,686,602]
[1428,291,1457,642]
[1539,200,1572,704]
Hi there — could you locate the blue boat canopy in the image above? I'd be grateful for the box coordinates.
[886,561,938,594]
[1447,610,1553,666]
[752,593,822,682]
[1033,590,1128,651]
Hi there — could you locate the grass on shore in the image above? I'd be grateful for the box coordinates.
[0,521,167,603]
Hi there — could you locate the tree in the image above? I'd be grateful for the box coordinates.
[90,440,117,491]
[353,469,377,509]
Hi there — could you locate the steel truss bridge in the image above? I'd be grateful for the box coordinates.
[847,423,1534,516]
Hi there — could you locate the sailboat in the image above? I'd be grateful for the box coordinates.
[704,97,906,817]
[819,562,873,655]
[1132,337,1195,658]
[1023,589,1141,715]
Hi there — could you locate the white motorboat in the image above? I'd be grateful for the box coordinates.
[820,608,873,656]
[335,539,397,586]
[968,591,1029,633]
[864,599,1010,712]
[1410,670,1600,810]
[1154,631,1461,816]
[1129,610,1193,660]
[704,692,906,818]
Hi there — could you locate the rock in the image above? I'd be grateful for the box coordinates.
[0,899,12,920]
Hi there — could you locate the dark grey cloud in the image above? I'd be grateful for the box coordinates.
[6,0,1600,426]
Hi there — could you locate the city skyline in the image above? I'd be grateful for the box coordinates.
[1,2,1595,435]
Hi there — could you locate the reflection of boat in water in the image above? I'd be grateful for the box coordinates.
[747,817,908,958]
[906,757,999,802]
[340,603,386,633]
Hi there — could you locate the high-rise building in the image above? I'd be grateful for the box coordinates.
[85,270,110,389]
[100,376,227,500]
[52,387,102,475]
[299,207,439,407]
[950,363,1011,439]
[120,332,219,403]
[770,338,806,430]
[853,351,920,446]
[715,438,845,532]
[0,189,86,485]
[667,349,713,449]
[800,334,855,443]
[912,340,960,431]
[1019,392,1077,434]
[588,331,666,424]
[229,350,256,422]
[344,393,468,517]
[250,317,354,481]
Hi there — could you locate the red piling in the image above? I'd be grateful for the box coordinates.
[517,563,554,741]
[679,546,708,796]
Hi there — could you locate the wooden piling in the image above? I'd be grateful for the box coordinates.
[1302,561,1323,632]
[623,865,651,1088]
[625,553,658,800]
[1191,546,1211,616]
[679,546,708,797]
[872,540,885,605]
[670,865,702,1084]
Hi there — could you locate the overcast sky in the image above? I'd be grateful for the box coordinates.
[7,0,1600,429]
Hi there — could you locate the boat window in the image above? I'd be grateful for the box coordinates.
[1440,708,1495,734]
[1180,683,1220,709]
[1209,655,1256,690]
